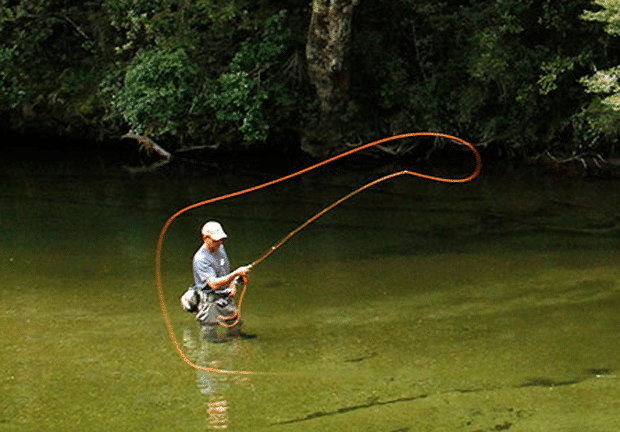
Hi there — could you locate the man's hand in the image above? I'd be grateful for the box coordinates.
[234,265,252,277]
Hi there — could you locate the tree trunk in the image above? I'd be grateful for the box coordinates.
[302,0,359,158]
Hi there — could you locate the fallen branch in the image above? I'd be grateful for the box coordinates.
[531,150,605,170]
[121,131,172,159]
[121,131,173,173]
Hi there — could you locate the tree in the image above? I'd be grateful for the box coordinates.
[302,0,359,158]
[341,0,616,165]
[0,0,108,134]
[209,10,293,144]
[2,0,620,170]
[98,0,245,147]
[579,0,620,148]
[99,1,298,152]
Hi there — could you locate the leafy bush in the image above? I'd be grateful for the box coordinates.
[578,0,620,146]
[209,10,291,143]
[112,47,202,137]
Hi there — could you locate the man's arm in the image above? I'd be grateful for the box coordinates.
[206,265,252,291]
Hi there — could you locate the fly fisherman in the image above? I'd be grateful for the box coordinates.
[192,221,252,342]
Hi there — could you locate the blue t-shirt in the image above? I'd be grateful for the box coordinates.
[192,244,231,292]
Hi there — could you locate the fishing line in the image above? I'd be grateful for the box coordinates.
[155,132,482,374]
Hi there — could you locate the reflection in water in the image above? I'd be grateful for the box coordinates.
[183,327,251,430]
[207,398,228,430]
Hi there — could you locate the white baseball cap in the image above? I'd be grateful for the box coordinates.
[201,221,227,241]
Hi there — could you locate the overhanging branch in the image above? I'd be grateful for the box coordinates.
[121,131,172,173]
[121,131,172,159]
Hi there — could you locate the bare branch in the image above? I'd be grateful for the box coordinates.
[121,131,172,159]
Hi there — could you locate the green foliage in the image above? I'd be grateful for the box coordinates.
[573,99,620,147]
[0,46,26,108]
[579,0,620,145]
[229,10,290,73]
[581,65,620,108]
[348,0,614,158]
[0,0,619,161]
[104,0,235,52]
[209,10,291,143]
[581,0,620,109]
[538,56,577,95]
[468,30,510,81]
[102,0,245,59]
[97,0,288,144]
[0,0,110,134]
[582,0,620,35]
[112,47,202,137]
[210,71,269,142]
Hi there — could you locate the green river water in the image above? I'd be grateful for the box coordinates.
[1,159,619,431]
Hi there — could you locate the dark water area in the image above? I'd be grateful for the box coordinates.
[1,150,620,431]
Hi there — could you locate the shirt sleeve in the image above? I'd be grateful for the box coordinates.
[193,254,217,290]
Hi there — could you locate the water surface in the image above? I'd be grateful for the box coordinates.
[1,160,619,431]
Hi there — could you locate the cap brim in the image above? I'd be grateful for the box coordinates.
[211,232,227,241]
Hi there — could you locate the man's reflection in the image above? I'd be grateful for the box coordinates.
[184,327,251,430]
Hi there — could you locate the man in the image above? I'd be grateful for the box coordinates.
[193,221,252,341]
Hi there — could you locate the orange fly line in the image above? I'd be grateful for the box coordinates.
[155,132,482,374]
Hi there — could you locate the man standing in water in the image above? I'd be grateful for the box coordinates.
[193,221,252,341]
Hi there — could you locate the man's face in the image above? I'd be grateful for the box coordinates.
[204,236,223,253]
